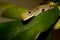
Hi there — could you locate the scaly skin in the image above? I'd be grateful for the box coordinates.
[21,2,55,21]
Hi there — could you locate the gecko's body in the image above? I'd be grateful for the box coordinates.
[32,4,51,16]
[21,3,54,21]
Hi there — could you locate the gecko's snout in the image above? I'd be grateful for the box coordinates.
[21,10,33,21]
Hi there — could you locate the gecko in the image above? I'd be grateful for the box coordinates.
[21,3,55,21]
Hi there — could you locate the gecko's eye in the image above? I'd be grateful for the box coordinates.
[28,11,31,14]
[42,9,45,11]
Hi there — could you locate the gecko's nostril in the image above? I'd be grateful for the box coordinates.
[42,9,45,11]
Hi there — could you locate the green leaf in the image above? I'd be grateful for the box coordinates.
[1,6,28,19]
[53,17,60,29]
[46,15,60,40]
[0,6,59,40]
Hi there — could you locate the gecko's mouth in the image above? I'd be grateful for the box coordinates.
[22,16,34,25]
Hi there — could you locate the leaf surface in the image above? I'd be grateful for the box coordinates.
[0,6,59,40]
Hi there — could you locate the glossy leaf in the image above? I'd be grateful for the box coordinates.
[53,17,60,29]
[0,6,59,40]
[1,6,28,19]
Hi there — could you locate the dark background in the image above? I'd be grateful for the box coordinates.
[0,0,45,9]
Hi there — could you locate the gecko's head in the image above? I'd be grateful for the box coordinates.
[21,10,34,21]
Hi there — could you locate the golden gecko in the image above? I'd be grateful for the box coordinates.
[21,3,54,21]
